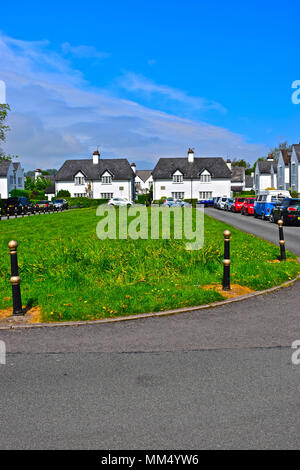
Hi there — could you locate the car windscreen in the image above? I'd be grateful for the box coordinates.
[54,199,63,203]
[286,199,300,206]
[248,199,255,203]
[7,198,19,203]
[237,198,245,202]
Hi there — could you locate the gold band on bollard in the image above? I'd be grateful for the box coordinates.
[10,276,21,286]
[279,240,285,245]
[223,259,231,266]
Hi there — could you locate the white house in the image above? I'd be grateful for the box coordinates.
[152,149,231,201]
[277,149,291,191]
[134,169,153,194]
[290,144,300,194]
[55,150,135,200]
[254,155,277,194]
[0,161,24,199]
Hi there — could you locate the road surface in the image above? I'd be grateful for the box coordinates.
[1,278,300,449]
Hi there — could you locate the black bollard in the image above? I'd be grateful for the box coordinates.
[222,230,231,290]
[8,240,23,315]
[278,220,286,261]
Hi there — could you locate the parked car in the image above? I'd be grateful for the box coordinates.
[218,197,229,210]
[35,200,54,211]
[254,190,291,220]
[224,198,234,211]
[162,200,176,207]
[53,199,68,210]
[198,198,214,207]
[5,197,34,215]
[213,197,221,208]
[231,197,246,213]
[241,197,256,216]
[174,199,190,207]
[270,198,300,225]
[107,197,134,207]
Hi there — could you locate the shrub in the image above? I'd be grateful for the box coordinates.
[65,197,108,208]
[10,189,30,198]
[57,189,71,198]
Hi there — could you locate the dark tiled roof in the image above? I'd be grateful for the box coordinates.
[55,158,135,181]
[231,185,243,193]
[293,144,300,163]
[136,170,152,182]
[281,149,291,166]
[13,162,20,172]
[257,160,272,174]
[245,175,254,188]
[152,157,231,179]
[231,166,245,183]
[0,161,11,177]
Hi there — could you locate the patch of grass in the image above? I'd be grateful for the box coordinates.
[0,208,298,322]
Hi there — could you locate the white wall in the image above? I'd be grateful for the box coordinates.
[0,177,8,199]
[56,179,133,200]
[153,178,231,200]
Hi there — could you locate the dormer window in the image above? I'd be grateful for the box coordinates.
[102,175,112,184]
[75,176,85,185]
[172,170,183,183]
[200,170,211,183]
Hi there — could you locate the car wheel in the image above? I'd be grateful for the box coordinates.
[269,212,275,223]
[261,213,265,220]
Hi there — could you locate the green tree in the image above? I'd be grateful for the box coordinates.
[0,103,18,162]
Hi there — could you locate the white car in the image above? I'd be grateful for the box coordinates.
[107,197,134,207]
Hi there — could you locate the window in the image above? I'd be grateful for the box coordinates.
[74,193,87,198]
[119,186,124,190]
[101,175,112,184]
[160,186,166,190]
[200,174,211,183]
[18,177,22,187]
[101,193,113,199]
[172,192,185,199]
[10,176,14,185]
[199,191,213,199]
[173,175,183,183]
[75,177,85,185]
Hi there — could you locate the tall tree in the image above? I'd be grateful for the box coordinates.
[0,103,17,162]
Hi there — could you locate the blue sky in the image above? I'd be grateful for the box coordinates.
[1,0,300,170]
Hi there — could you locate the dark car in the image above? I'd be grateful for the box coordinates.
[270,198,300,225]
[5,197,34,215]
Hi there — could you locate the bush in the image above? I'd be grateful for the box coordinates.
[65,197,108,208]
[291,191,299,198]
[57,189,71,198]
[10,189,31,198]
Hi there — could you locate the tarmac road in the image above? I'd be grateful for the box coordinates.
[1,279,300,449]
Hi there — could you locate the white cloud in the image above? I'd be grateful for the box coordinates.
[0,33,267,170]
[119,72,227,113]
[61,42,109,60]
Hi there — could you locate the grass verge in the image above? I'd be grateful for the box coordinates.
[0,207,299,322]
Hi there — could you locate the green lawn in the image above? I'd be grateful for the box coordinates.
[0,207,299,322]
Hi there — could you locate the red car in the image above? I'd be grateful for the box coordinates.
[241,197,256,216]
[231,197,246,213]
